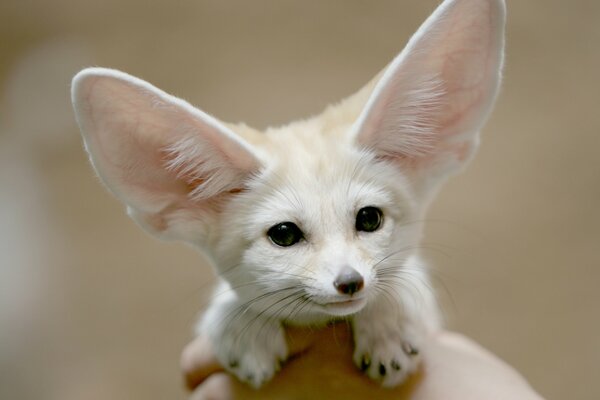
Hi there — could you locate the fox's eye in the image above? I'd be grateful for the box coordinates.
[267,222,303,247]
[355,207,383,232]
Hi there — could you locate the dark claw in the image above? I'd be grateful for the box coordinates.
[403,342,419,356]
[379,363,386,376]
[229,359,239,368]
[245,373,254,382]
[360,355,371,371]
[390,359,402,371]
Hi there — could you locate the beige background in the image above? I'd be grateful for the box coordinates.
[1,0,598,399]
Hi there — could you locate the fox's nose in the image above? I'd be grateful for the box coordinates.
[333,266,364,295]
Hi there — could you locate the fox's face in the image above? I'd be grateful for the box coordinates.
[216,131,423,317]
[72,0,504,320]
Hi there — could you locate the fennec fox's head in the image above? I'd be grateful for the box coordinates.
[72,0,504,318]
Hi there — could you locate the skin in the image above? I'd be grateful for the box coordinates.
[181,324,545,400]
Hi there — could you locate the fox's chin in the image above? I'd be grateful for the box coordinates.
[319,297,367,317]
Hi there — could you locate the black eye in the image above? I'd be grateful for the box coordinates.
[355,207,383,232]
[267,222,303,247]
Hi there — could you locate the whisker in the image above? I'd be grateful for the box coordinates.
[218,286,300,331]
[236,288,307,346]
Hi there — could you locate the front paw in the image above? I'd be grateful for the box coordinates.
[353,322,423,387]
[211,318,288,388]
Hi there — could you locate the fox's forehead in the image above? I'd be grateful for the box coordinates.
[227,109,413,232]
[269,130,353,177]
[260,121,369,188]
[240,132,411,232]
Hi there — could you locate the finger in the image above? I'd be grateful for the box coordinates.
[181,335,224,391]
[189,373,234,400]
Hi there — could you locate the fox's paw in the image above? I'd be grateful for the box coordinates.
[214,319,287,388]
[353,321,423,387]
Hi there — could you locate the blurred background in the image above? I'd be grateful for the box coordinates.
[1,0,598,399]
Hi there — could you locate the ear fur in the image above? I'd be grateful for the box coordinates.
[72,68,262,241]
[353,0,505,195]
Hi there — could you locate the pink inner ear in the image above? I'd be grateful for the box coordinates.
[86,107,191,210]
[435,3,498,138]
[74,69,262,237]
[354,0,503,173]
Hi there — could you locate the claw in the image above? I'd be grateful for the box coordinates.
[360,355,371,371]
[402,342,419,356]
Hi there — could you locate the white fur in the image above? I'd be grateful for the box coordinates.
[72,0,505,389]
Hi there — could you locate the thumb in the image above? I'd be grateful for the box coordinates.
[181,335,223,391]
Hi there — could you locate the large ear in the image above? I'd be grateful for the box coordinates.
[353,0,505,197]
[72,68,262,242]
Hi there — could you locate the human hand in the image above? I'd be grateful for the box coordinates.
[181,324,543,400]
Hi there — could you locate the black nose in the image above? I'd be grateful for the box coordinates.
[333,266,364,295]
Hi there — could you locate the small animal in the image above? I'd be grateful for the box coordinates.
[72,0,505,388]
